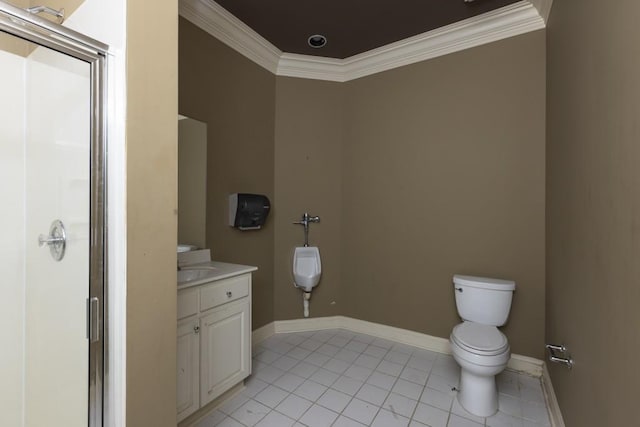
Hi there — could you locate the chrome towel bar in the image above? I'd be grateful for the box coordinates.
[546,343,573,369]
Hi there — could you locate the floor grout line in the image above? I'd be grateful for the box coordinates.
[197,328,550,427]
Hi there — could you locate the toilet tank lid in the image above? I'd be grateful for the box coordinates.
[453,275,515,291]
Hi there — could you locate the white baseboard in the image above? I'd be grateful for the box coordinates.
[273,316,344,334]
[508,353,544,377]
[542,363,566,427]
[252,316,544,377]
[251,322,276,349]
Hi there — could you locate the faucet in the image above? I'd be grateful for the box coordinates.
[293,212,320,247]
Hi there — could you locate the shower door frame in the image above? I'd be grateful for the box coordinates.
[0,2,109,426]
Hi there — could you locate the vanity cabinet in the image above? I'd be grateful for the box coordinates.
[177,316,200,419]
[177,272,252,422]
[200,298,250,406]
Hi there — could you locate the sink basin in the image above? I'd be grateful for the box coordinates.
[178,267,216,284]
[181,265,217,271]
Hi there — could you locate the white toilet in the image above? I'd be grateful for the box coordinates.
[293,246,322,292]
[450,274,516,417]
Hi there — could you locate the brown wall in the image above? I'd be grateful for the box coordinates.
[270,32,546,358]
[179,18,276,329]
[179,21,546,358]
[342,31,546,358]
[274,78,344,320]
[126,0,178,425]
[546,1,640,424]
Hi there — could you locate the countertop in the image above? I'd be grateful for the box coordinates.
[177,260,258,290]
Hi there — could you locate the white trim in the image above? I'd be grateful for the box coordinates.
[277,54,345,83]
[63,1,127,425]
[179,0,546,83]
[279,1,545,82]
[529,0,554,23]
[274,316,342,333]
[508,353,544,377]
[338,317,452,355]
[542,363,566,427]
[251,322,276,348]
[179,0,281,74]
[252,316,544,378]
[104,49,127,427]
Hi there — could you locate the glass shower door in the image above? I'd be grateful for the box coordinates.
[0,6,106,426]
[26,37,91,427]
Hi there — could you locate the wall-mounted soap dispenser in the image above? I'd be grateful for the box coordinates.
[228,193,271,230]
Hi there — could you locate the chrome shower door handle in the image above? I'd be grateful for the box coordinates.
[38,219,67,261]
[38,235,65,246]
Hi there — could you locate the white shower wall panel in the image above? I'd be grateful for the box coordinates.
[0,47,26,427]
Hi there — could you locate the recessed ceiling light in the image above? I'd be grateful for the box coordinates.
[308,34,327,48]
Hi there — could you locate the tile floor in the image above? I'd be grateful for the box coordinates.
[194,329,551,427]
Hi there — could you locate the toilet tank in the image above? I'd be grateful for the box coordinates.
[453,275,515,326]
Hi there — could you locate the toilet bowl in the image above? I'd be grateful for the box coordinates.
[450,321,510,416]
[293,246,321,292]
[450,275,515,417]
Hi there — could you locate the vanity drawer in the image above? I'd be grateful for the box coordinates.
[200,274,250,311]
[177,288,199,320]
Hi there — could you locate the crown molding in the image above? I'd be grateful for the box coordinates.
[179,0,281,73]
[529,0,554,23]
[278,1,545,82]
[277,53,346,83]
[179,0,547,83]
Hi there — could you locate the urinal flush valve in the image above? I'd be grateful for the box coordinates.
[293,212,320,247]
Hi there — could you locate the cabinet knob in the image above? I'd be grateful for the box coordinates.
[226,291,233,298]
[194,325,200,334]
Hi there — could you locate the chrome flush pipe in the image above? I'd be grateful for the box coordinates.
[293,212,320,246]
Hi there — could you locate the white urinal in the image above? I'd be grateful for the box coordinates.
[293,246,322,292]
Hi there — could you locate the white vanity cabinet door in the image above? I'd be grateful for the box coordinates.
[177,316,200,422]
[199,298,250,406]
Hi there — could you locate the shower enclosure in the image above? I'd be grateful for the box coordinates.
[0,2,107,426]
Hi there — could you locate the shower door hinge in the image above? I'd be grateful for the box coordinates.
[87,297,100,343]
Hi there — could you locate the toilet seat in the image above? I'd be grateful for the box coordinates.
[451,322,508,356]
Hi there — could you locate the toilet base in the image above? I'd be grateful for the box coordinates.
[457,369,499,417]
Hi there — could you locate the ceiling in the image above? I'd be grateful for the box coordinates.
[214,0,521,59]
